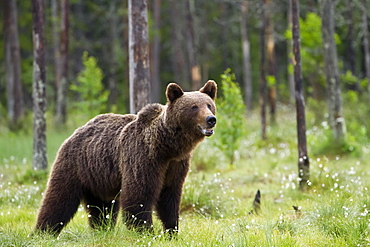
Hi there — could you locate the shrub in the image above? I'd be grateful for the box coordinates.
[70,51,109,119]
[213,69,247,166]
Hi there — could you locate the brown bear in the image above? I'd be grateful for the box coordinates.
[35,80,217,235]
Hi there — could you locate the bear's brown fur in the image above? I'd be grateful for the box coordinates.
[35,80,217,235]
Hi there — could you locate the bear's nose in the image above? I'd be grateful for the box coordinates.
[206,116,216,127]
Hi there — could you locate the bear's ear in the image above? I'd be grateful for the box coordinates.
[200,80,217,100]
[166,83,184,103]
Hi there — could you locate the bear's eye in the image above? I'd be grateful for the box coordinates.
[207,104,212,110]
[192,105,199,110]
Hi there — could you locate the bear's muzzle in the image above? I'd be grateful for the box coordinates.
[199,116,216,136]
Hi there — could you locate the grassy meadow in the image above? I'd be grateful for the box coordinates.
[1,102,370,246]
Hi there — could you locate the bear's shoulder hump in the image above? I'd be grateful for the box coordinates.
[137,103,164,123]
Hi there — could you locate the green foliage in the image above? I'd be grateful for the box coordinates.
[213,69,247,166]
[345,90,359,103]
[285,13,340,49]
[343,94,370,143]
[70,52,109,119]
[341,70,358,89]
[285,13,342,99]
[360,78,369,89]
[266,75,276,87]
[181,172,240,219]
[1,103,370,246]
[15,169,49,185]
[307,90,369,158]
[309,128,362,158]
[0,103,7,123]
[286,13,324,88]
[191,139,221,171]
[307,160,370,245]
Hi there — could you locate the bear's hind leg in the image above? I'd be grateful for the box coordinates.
[84,193,119,230]
[35,179,82,235]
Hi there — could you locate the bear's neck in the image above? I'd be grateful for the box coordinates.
[159,117,204,160]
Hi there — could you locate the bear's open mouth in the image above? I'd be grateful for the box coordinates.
[199,126,214,136]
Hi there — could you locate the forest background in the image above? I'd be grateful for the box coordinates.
[1,0,368,120]
[1,0,370,246]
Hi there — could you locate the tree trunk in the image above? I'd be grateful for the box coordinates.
[128,0,151,113]
[362,0,370,100]
[260,0,267,140]
[55,0,69,124]
[197,1,210,82]
[292,0,309,191]
[150,0,161,103]
[32,0,47,170]
[320,0,346,140]
[3,0,24,127]
[122,0,130,111]
[185,0,201,90]
[220,2,229,71]
[344,2,360,91]
[240,0,253,114]
[345,3,356,75]
[287,0,295,104]
[265,0,276,123]
[170,0,189,87]
[51,0,60,107]
[108,0,118,108]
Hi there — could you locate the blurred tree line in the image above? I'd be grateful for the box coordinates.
[1,0,369,127]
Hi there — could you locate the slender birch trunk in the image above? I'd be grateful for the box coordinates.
[128,0,150,113]
[32,0,47,170]
[292,0,310,190]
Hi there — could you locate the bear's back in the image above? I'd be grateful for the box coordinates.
[53,113,137,199]
[66,113,137,147]
[54,113,137,170]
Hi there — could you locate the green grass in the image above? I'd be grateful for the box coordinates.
[1,105,370,246]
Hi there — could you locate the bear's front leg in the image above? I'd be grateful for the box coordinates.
[120,165,165,232]
[122,203,153,232]
[156,158,190,235]
[156,186,181,234]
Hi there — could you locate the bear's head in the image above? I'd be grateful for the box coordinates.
[166,80,217,139]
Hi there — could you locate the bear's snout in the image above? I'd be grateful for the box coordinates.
[206,116,217,128]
